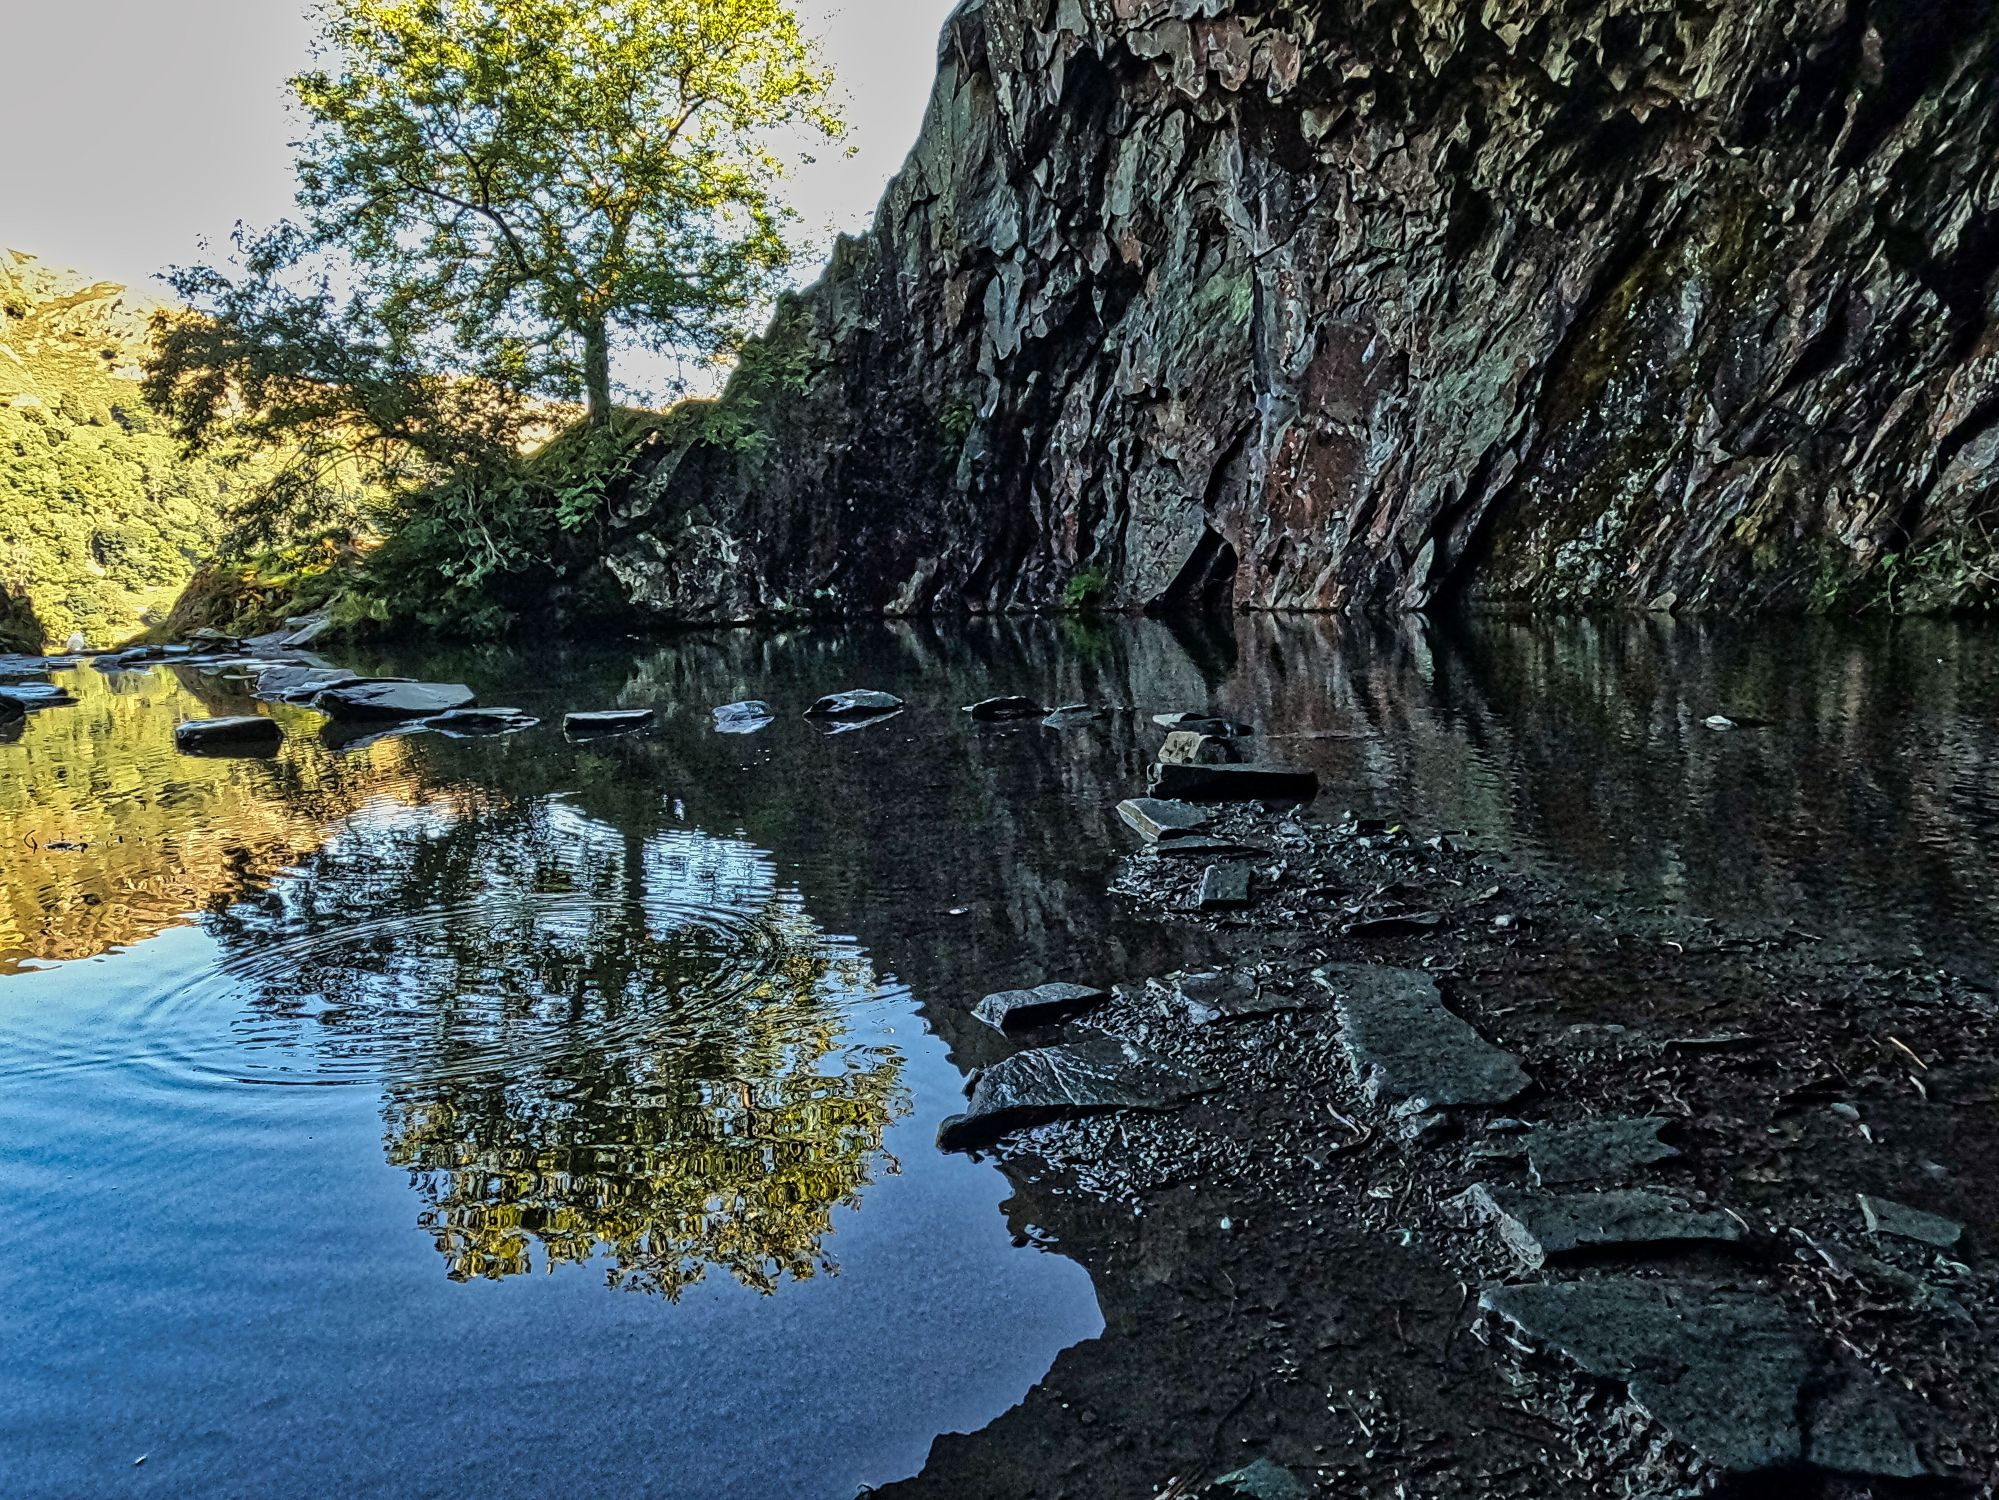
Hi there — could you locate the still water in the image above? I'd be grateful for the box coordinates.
[3,614,1998,1497]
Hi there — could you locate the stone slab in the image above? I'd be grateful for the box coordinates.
[1322,965,1528,1110]
[936,1037,1213,1151]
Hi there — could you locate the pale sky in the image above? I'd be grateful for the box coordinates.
[0,0,959,298]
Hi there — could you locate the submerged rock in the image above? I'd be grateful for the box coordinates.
[1322,966,1529,1111]
[1149,762,1317,803]
[971,981,1108,1033]
[936,1037,1213,1152]
[804,689,904,720]
[1116,797,1212,842]
[1466,1184,1744,1269]
[1858,1194,1964,1249]
[314,681,476,721]
[1527,1117,1680,1187]
[1482,1278,1924,1478]
[712,700,775,734]
[564,709,654,738]
[963,695,1045,721]
[174,716,285,756]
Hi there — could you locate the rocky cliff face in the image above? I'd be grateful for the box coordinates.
[607,0,1999,619]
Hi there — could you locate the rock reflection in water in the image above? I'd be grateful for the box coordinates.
[206,799,910,1296]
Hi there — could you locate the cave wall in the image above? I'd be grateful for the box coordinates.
[606,0,1999,620]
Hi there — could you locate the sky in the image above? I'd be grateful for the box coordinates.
[0,0,960,299]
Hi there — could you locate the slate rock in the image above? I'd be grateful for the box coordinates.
[0,683,75,710]
[963,695,1045,721]
[1196,862,1253,910]
[0,694,23,723]
[1144,835,1260,859]
[1159,730,1242,766]
[1342,910,1444,938]
[713,700,775,734]
[1482,1278,1924,1477]
[1150,969,1317,1026]
[1857,1194,1964,1249]
[1322,965,1528,1110]
[428,707,538,736]
[1211,1457,1311,1500]
[1041,703,1109,729]
[804,689,904,719]
[1152,712,1252,737]
[1149,762,1317,803]
[936,1037,1214,1151]
[1467,1184,1744,1269]
[565,708,655,738]
[1527,1117,1680,1187]
[174,716,284,756]
[971,981,1108,1033]
[1117,797,1212,841]
[314,682,476,720]
[256,667,407,705]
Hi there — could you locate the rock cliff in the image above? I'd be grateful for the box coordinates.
[607,0,1999,619]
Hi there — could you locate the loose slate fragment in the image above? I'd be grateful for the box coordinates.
[1858,1194,1964,1249]
[1041,703,1109,729]
[314,681,475,720]
[935,1037,1213,1151]
[971,981,1107,1033]
[1152,711,1252,736]
[565,708,655,737]
[1196,862,1253,910]
[1467,1184,1743,1269]
[1117,797,1212,841]
[254,667,376,703]
[1145,835,1259,858]
[712,700,775,734]
[963,695,1045,721]
[1323,965,1528,1110]
[1482,1278,1925,1477]
[175,716,284,755]
[1211,1457,1311,1500]
[1527,1117,1680,1187]
[1151,969,1317,1026]
[1342,910,1444,938]
[804,689,904,719]
[1158,730,1241,766]
[1149,762,1318,803]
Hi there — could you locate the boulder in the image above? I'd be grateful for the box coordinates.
[804,689,904,719]
[971,981,1108,1033]
[936,1037,1214,1151]
[964,695,1046,721]
[175,716,285,756]
[1149,762,1318,803]
[1321,965,1529,1110]
[565,708,655,738]
[713,700,775,734]
[313,681,476,721]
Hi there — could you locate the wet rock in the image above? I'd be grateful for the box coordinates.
[1341,911,1444,938]
[1858,1194,1964,1249]
[1116,797,1212,842]
[315,681,476,721]
[712,700,775,734]
[1467,1184,1743,1269]
[1211,1457,1311,1500]
[1040,703,1109,729]
[174,716,284,756]
[1322,966,1529,1110]
[1158,730,1242,766]
[1527,1117,1680,1187]
[935,1037,1214,1152]
[963,695,1045,721]
[804,689,904,720]
[428,707,538,736]
[1196,862,1252,911]
[1148,762,1318,803]
[1145,835,1260,859]
[255,667,406,705]
[0,681,76,710]
[564,709,655,738]
[1482,1278,1925,1478]
[971,981,1108,1033]
[1152,712,1252,737]
[0,694,23,723]
[1151,969,1317,1026]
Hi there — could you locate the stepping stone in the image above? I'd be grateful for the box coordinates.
[1466,1184,1744,1269]
[1527,1117,1680,1187]
[713,700,774,734]
[963,695,1045,721]
[971,981,1107,1033]
[1041,703,1109,729]
[1159,730,1242,766]
[1152,711,1252,737]
[1858,1194,1964,1249]
[936,1037,1213,1152]
[1481,1278,1925,1477]
[804,689,903,719]
[1117,797,1212,841]
[1321,965,1528,1110]
[315,682,476,720]
[1149,762,1318,803]
[565,709,654,738]
[175,716,284,755]
[1196,862,1253,910]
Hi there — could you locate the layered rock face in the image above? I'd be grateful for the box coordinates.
[608,0,1999,619]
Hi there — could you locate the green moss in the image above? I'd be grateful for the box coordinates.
[1062,564,1110,612]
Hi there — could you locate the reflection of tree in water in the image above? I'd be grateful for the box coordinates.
[210,797,910,1298]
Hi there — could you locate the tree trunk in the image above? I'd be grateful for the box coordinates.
[582,320,612,428]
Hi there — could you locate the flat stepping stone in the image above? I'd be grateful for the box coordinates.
[1149,762,1318,803]
[804,689,903,719]
[565,709,654,737]
[713,700,774,734]
[1196,862,1253,910]
[1467,1184,1743,1269]
[1041,703,1109,729]
[1117,797,1212,841]
[1527,1117,1680,1187]
[1322,965,1528,1110]
[936,1037,1213,1152]
[1153,711,1252,737]
[175,716,284,755]
[315,682,475,720]
[1858,1194,1964,1249]
[1482,1278,1925,1477]
[963,696,1045,721]
[971,982,1107,1033]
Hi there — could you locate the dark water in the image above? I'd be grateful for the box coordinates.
[4,614,1999,1497]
